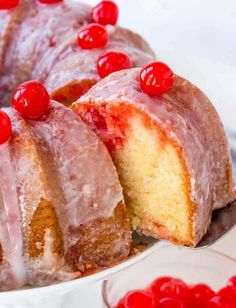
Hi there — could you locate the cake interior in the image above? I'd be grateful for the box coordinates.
[50,79,97,106]
[75,102,195,246]
[28,198,64,259]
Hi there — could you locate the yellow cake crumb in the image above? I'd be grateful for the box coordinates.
[113,113,194,245]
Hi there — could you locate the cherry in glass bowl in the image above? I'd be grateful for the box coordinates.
[102,245,236,307]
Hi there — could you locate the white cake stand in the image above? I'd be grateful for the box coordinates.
[0,239,164,308]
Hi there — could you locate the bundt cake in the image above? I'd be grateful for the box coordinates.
[0,0,234,291]
[0,81,131,291]
[73,64,235,247]
[0,0,155,107]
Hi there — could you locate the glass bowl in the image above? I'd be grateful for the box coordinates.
[102,245,236,307]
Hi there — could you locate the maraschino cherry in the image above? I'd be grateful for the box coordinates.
[97,51,132,78]
[207,295,235,308]
[91,1,119,26]
[116,276,236,308]
[78,23,108,49]
[12,81,50,119]
[218,287,236,304]
[38,0,63,4]
[149,277,173,300]
[116,290,155,308]
[158,297,185,308]
[140,61,174,96]
[188,284,215,307]
[153,278,189,301]
[0,111,12,144]
[0,0,19,9]
[228,276,236,290]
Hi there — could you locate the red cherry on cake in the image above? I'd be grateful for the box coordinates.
[78,23,108,49]
[0,0,19,9]
[91,1,119,26]
[38,0,63,4]
[0,111,12,144]
[140,61,174,96]
[12,81,50,119]
[188,284,215,308]
[97,51,132,78]
[116,290,156,308]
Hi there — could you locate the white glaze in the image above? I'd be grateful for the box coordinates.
[45,26,155,93]
[0,143,26,290]
[2,108,80,287]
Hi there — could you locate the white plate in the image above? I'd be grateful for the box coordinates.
[0,237,163,307]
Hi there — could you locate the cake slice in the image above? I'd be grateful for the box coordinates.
[73,68,235,247]
[29,102,131,274]
[5,107,74,287]
[0,101,131,289]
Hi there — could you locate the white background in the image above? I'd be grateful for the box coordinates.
[75,1,236,306]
